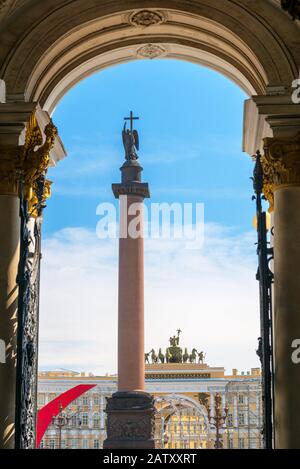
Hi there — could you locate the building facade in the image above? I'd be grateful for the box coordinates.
[38,364,262,449]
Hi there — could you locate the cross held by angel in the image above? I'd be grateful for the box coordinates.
[122,111,140,161]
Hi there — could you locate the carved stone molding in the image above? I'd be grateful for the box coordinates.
[262,133,300,210]
[129,10,165,27]
[137,44,166,59]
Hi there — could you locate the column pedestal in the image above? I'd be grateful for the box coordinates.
[104,392,155,449]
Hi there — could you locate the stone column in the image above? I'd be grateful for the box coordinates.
[263,134,300,448]
[118,192,145,392]
[0,147,20,449]
[0,105,65,449]
[104,158,155,449]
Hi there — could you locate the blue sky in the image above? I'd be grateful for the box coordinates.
[39,59,261,375]
[45,59,254,236]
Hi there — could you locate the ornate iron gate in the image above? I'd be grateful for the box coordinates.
[252,151,274,449]
[15,175,47,449]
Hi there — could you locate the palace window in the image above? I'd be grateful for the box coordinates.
[238,394,245,404]
[83,396,89,406]
[94,396,100,405]
[71,439,77,449]
[228,438,234,449]
[49,439,55,449]
[70,415,77,427]
[227,413,233,427]
[82,439,89,449]
[238,438,245,449]
[94,439,100,449]
[82,412,89,426]
[93,413,100,429]
[238,413,245,425]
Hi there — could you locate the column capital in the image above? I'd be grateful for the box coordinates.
[262,133,300,211]
[0,110,58,217]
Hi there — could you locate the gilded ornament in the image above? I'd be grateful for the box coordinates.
[261,133,300,211]
[0,112,57,207]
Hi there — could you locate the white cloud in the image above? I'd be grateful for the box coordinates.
[38,223,260,376]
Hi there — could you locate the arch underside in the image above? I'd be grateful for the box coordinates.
[0,1,299,112]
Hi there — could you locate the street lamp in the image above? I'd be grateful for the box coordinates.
[51,404,70,449]
[205,394,229,449]
[51,404,82,449]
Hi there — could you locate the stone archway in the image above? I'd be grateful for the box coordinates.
[0,0,300,449]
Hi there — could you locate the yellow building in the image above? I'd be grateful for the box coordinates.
[38,361,262,449]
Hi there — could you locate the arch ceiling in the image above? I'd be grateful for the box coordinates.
[0,1,299,113]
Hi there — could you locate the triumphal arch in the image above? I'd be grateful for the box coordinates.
[0,0,300,449]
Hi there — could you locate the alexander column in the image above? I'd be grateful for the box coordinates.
[103,112,155,449]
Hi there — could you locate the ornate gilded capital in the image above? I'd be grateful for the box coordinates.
[0,111,57,212]
[262,133,300,211]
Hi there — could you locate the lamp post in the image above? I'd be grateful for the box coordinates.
[51,404,81,449]
[51,404,70,449]
[205,393,229,449]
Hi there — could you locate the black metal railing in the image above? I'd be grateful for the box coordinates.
[252,151,274,449]
[15,176,46,449]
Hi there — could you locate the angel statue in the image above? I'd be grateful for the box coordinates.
[122,122,139,161]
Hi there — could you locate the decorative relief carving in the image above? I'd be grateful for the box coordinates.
[137,44,166,59]
[130,10,165,27]
[262,133,300,211]
[107,415,152,440]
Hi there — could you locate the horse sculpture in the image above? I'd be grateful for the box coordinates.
[165,348,172,363]
[189,348,198,363]
[158,348,165,363]
[150,349,158,364]
[183,348,189,363]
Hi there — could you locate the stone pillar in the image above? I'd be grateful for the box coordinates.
[104,158,155,449]
[0,105,65,449]
[0,147,20,449]
[263,134,300,448]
